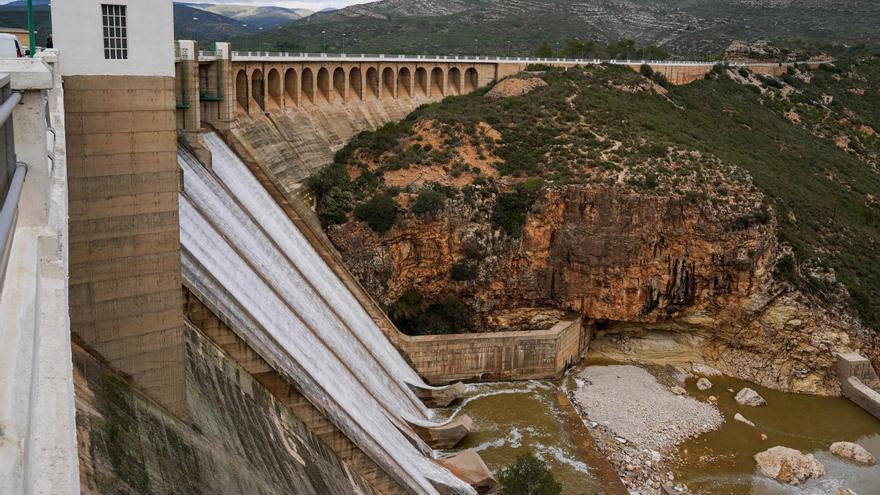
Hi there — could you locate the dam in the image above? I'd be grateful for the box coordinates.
[2,1,878,494]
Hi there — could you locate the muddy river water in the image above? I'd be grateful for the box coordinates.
[438,367,880,495]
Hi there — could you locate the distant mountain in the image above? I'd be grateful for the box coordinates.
[180,2,312,29]
[250,0,880,56]
[0,2,50,40]
[174,3,257,43]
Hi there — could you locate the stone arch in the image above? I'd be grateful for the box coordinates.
[381,67,395,99]
[284,68,298,107]
[317,67,331,102]
[415,67,428,97]
[235,69,248,113]
[447,67,461,95]
[250,68,264,111]
[365,67,379,99]
[347,67,362,100]
[333,67,346,101]
[301,67,315,104]
[430,67,444,97]
[464,68,478,92]
[397,67,411,98]
[267,68,281,108]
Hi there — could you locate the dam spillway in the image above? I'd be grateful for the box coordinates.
[178,133,475,494]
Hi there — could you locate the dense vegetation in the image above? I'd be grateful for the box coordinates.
[498,453,562,495]
[311,45,880,331]
[240,0,880,56]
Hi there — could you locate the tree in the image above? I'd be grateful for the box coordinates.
[498,453,562,495]
[534,43,553,58]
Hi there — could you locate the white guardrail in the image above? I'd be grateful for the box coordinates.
[223,51,781,67]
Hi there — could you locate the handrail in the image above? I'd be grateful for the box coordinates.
[219,51,762,67]
[0,162,27,291]
[0,91,22,128]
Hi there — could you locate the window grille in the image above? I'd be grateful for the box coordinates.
[101,4,128,60]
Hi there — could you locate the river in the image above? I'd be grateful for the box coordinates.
[437,365,880,495]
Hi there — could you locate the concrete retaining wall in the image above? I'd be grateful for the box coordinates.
[399,318,590,384]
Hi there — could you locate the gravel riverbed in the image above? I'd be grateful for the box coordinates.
[568,364,724,494]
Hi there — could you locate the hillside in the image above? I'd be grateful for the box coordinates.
[308,47,880,348]
[249,0,880,55]
[181,2,312,29]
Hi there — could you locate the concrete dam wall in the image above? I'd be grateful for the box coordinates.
[178,134,475,494]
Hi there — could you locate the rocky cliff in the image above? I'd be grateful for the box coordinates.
[310,61,880,394]
[329,186,776,325]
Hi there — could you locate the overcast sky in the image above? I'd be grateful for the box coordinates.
[196,0,374,9]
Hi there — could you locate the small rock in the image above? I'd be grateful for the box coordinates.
[734,413,755,427]
[707,395,718,403]
[692,363,722,376]
[838,489,858,495]
[727,388,735,393]
[761,433,768,441]
[830,441,876,465]
[735,387,767,406]
[670,385,687,396]
[696,378,713,391]
[615,437,628,444]
[753,446,826,485]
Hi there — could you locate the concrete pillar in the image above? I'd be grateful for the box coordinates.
[54,0,189,420]
[176,39,200,131]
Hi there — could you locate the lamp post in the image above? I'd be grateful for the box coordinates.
[474,38,478,57]
[192,17,198,44]
[26,0,34,57]
[342,33,346,54]
[258,26,264,53]
[322,30,326,53]
[555,41,560,59]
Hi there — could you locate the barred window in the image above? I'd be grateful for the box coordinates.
[101,4,128,60]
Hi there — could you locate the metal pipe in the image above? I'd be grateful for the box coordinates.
[0,162,27,290]
[0,91,22,128]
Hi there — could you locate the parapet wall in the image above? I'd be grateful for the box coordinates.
[399,318,590,384]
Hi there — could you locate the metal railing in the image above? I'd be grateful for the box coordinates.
[0,79,24,291]
[225,51,741,66]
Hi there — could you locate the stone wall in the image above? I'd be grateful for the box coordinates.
[399,317,590,384]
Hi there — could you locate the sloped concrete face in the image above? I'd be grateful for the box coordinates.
[836,352,880,419]
[74,328,380,495]
[409,381,467,408]
[437,450,496,494]
[407,415,473,449]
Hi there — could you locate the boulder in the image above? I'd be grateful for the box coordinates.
[734,413,755,427]
[753,446,826,485]
[692,363,723,376]
[838,489,857,495]
[696,378,713,391]
[830,441,876,465]
[735,387,766,406]
[670,385,687,396]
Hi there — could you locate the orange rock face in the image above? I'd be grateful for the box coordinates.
[328,186,776,325]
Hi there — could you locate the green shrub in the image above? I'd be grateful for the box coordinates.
[651,72,669,88]
[450,260,479,281]
[498,453,562,495]
[639,63,654,78]
[354,194,398,232]
[491,178,545,236]
[411,188,446,216]
[388,289,474,335]
[738,67,750,78]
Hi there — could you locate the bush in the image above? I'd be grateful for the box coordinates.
[450,260,478,281]
[388,289,474,335]
[498,453,562,495]
[738,67,750,78]
[639,63,654,78]
[491,178,545,236]
[411,188,446,216]
[354,194,398,232]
